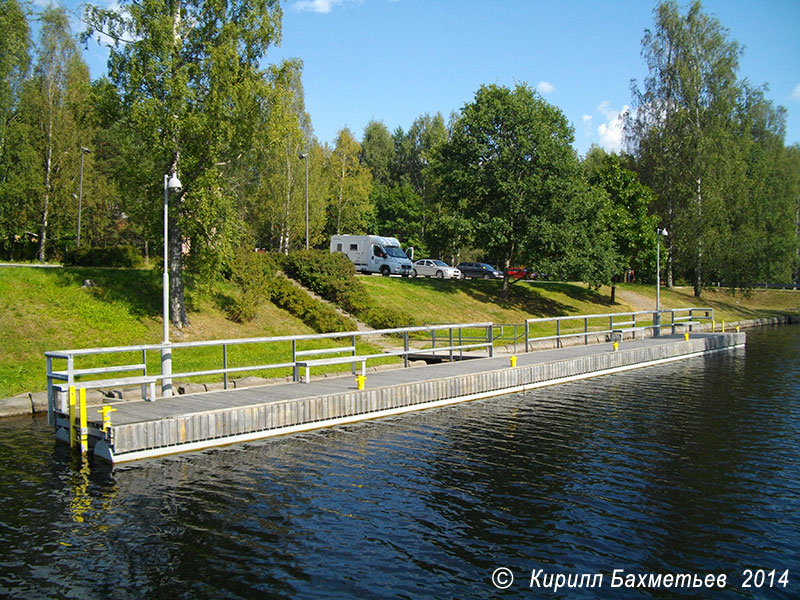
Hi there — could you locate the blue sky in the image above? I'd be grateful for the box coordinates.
[60,0,800,156]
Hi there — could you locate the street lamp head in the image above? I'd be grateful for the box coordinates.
[167,173,182,193]
[298,152,309,160]
[80,146,91,154]
[657,227,668,236]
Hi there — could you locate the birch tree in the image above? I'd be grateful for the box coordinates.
[84,0,282,327]
[626,0,741,296]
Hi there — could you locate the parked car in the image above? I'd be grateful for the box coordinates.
[412,259,461,279]
[456,262,503,279]
[508,267,529,280]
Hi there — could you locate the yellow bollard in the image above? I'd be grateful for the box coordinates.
[97,406,117,432]
[79,388,88,455]
[69,386,77,449]
[722,320,725,332]
[510,355,517,367]
[712,320,716,332]
[684,332,690,341]
[613,341,619,352]
[356,375,365,390]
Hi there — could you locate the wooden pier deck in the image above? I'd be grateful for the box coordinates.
[57,332,744,463]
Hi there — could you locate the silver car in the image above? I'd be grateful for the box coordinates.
[412,259,461,279]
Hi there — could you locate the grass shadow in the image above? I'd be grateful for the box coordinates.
[51,267,162,317]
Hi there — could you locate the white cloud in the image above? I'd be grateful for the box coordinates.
[791,84,800,102]
[536,81,555,94]
[582,114,593,138]
[293,0,345,13]
[595,101,627,152]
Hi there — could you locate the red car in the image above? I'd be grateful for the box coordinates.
[508,267,529,280]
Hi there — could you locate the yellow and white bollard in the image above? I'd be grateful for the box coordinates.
[97,406,117,432]
[613,341,619,352]
[356,375,365,390]
[79,388,88,455]
[510,355,517,367]
[68,386,77,449]
[684,332,690,341]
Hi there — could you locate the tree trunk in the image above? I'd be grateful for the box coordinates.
[168,207,188,328]
[38,109,54,262]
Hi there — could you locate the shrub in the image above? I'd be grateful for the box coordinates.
[283,248,417,329]
[225,248,355,331]
[63,245,144,268]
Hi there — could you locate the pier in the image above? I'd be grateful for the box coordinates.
[47,321,743,463]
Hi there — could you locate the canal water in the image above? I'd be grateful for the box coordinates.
[1,326,797,598]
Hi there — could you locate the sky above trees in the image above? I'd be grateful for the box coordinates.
[61,0,800,156]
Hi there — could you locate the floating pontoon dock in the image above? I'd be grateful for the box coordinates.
[48,327,744,464]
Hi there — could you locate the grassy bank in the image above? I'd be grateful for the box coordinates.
[360,276,799,322]
[0,267,315,398]
[2,266,797,398]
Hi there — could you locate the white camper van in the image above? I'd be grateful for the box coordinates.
[330,234,413,276]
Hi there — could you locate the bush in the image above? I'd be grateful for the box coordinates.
[283,248,417,329]
[225,250,274,322]
[63,245,144,268]
[225,248,355,331]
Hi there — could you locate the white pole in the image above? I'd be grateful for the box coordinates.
[305,154,309,250]
[161,174,172,397]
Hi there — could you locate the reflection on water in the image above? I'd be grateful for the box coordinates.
[1,325,798,598]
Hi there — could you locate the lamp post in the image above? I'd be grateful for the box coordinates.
[299,152,309,250]
[162,172,182,397]
[76,146,91,247]
[655,227,668,335]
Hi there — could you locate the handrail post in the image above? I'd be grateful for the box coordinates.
[459,327,463,360]
[524,320,529,353]
[223,343,228,390]
[351,334,357,374]
[449,327,454,362]
[292,340,298,382]
[584,317,588,345]
[404,331,409,368]
[557,319,561,348]
[488,324,494,357]
[671,310,676,335]
[46,355,54,427]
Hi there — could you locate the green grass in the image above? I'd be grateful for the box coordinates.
[359,275,799,338]
[2,267,797,398]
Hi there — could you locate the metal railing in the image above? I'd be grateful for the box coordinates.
[44,307,716,426]
[522,308,714,351]
[45,322,494,424]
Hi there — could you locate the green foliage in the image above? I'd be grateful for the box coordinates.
[268,275,354,333]
[435,83,616,295]
[63,245,143,268]
[584,147,659,282]
[282,249,417,328]
[225,248,354,331]
[326,128,373,235]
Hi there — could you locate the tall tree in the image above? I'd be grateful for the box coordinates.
[360,120,394,186]
[325,128,372,235]
[31,5,85,261]
[626,0,742,296]
[583,147,659,300]
[84,0,282,328]
[0,0,35,259]
[436,83,613,297]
